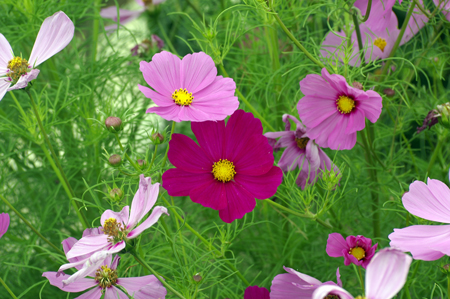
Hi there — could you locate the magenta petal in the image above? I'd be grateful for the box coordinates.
[235,166,282,199]
[326,233,348,258]
[133,280,167,299]
[219,181,256,223]
[278,144,303,172]
[0,212,10,238]
[42,272,96,292]
[180,52,217,93]
[118,275,159,294]
[191,120,225,162]
[167,134,213,173]
[163,168,213,197]
[74,287,102,299]
[104,286,129,299]
[28,12,74,67]
[0,34,13,76]
[190,179,228,210]
[127,206,169,239]
[232,134,275,176]
[244,286,270,299]
[128,175,160,230]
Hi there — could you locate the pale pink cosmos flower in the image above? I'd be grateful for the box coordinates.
[0,212,10,238]
[389,178,450,260]
[312,248,412,299]
[434,0,450,22]
[61,175,168,271]
[0,11,74,101]
[297,68,382,150]
[139,51,239,122]
[100,0,167,31]
[264,114,339,189]
[270,266,341,299]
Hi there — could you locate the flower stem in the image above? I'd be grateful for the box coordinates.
[360,0,372,22]
[0,194,65,255]
[353,264,365,294]
[413,0,431,18]
[114,134,141,171]
[130,251,186,299]
[161,122,176,171]
[218,64,276,131]
[426,133,446,176]
[0,276,17,299]
[147,144,158,171]
[26,90,89,229]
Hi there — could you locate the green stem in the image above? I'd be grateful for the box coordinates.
[360,0,372,22]
[26,90,89,229]
[147,144,158,171]
[0,276,17,299]
[358,266,365,294]
[9,92,27,120]
[0,194,65,255]
[426,134,446,175]
[161,122,176,171]
[272,13,325,69]
[185,0,207,25]
[170,196,188,266]
[114,134,141,171]
[158,21,178,56]
[413,0,431,18]
[219,64,276,131]
[130,251,186,299]
[352,9,365,64]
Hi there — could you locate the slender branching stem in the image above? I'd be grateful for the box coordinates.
[360,0,372,22]
[0,276,17,299]
[114,134,141,171]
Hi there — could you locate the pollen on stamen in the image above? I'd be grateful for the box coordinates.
[95,265,118,289]
[336,95,355,114]
[374,37,387,52]
[349,246,366,261]
[102,218,126,243]
[172,88,193,106]
[7,56,30,82]
[212,159,236,183]
[295,137,310,149]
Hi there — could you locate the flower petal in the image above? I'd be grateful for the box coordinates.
[167,133,213,173]
[312,285,354,299]
[61,251,112,286]
[234,166,282,199]
[181,52,217,93]
[138,84,173,107]
[65,234,110,260]
[218,181,256,223]
[232,134,275,176]
[104,286,129,299]
[100,7,144,30]
[146,105,181,122]
[191,120,225,162]
[189,179,228,210]
[326,233,348,258]
[101,206,129,227]
[243,286,270,299]
[74,287,102,299]
[0,212,10,238]
[28,11,74,67]
[127,206,169,239]
[278,144,303,172]
[357,90,382,123]
[163,168,213,197]
[0,34,13,76]
[0,79,11,101]
[128,175,160,230]
[7,69,40,91]
[42,272,96,292]
[118,275,159,294]
[133,280,167,299]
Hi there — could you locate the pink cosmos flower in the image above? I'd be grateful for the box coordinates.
[44,252,167,299]
[270,266,341,299]
[312,248,412,299]
[0,11,74,101]
[389,178,450,261]
[131,35,164,56]
[434,0,450,22]
[138,51,239,122]
[100,0,167,31]
[265,114,338,189]
[326,233,378,269]
[0,212,10,238]
[244,286,270,299]
[297,68,382,150]
[162,110,283,223]
[61,175,168,269]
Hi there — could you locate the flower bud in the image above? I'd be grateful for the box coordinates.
[352,81,363,90]
[137,159,146,169]
[383,88,395,97]
[437,103,450,129]
[105,117,123,133]
[151,132,164,144]
[193,273,202,282]
[109,154,122,167]
[109,188,124,202]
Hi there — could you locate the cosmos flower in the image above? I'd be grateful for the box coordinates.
[244,286,270,299]
[44,253,167,299]
[312,248,412,299]
[297,68,382,150]
[162,110,283,223]
[389,178,450,261]
[265,114,338,189]
[61,175,168,270]
[0,212,10,238]
[131,35,164,56]
[326,233,378,269]
[270,267,341,299]
[138,51,239,122]
[0,11,74,101]
[100,0,167,31]
[433,0,450,22]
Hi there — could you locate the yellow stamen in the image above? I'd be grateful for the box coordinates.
[212,159,236,183]
[7,56,30,82]
[172,88,193,106]
[355,296,368,299]
[349,246,366,261]
[102,218,127,243]
[295,137,310,149]
[95,265,118,289]
[374,37,387,52]
[336,95,355,114]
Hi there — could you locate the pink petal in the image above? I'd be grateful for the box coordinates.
[305,113,341,149]
[191,120,225,162]
[305,140,320,170]
[62,237,93,271]
[0,34,13,76]
[167,133,213,173]
[299,73,339,98]
[218,181,256,223]
[28,11,74,67]
[101,206,129,227]
[74,287,102,299]
[104,286,129,299]
[127,206,169,239]
[365,248,412,299]
[133,280,167,299]
[320,30,346,63]
[146,105,181,122]
[234,166,283,199]
[176,105,213,122]
[327,116,357,150]
[189,179,228,210]
[128,175,160,230]
[401,1,429,45]
[138,84,174,107]
[118,275,159,294]
[278,144,303,172]
[0,79,11,101]
[180,52,217,93]
[326,233,348,258]
[389,225,450,260]
[295,157,317,190]
[82,227,103,237]
[65,234,110,260]
[42,272,96,292]
[7,69,40,91]
[163,168,213,197]
[297,95,338,129]
[312,285,354,299]
[283,266,322,285]
[0,212,10,238]
[345,108,365,134]
[61,251,112,285]
[357,90,382,123]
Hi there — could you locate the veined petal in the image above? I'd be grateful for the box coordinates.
[326,233,348,258]
[133,280,167,299]
[74,287,102,299]
[118,275,159,294]
[312,285,354,299]
[61,251,111,286]
[180,52,217,93]
[0,79,11,101]
[66,234,110,260]
[167,133,213,173]
[42,272,96,292]
[28,11,74,67]
[163,168,213,197]
[128,175,160,229]
[218,181,256,223]
[7,69,40,91]
[104,286,129,299]
[0,212,10,238]
[234,166,282,199]
[101,206,129,227]
[127,206,169,239]
[191,120,226,162]
[189,179,228,210]
[0,34,13,76]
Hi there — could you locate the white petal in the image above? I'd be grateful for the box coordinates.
[0,78,12,101]
[0,34,13,76]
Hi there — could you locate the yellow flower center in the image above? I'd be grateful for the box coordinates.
[172,88,193,106]
[102,218,127,244]
[355,296,367,299]
[212,159,236,182]
[374,37,387,52]
[7,56,30,82]
[336,95,355,114]
[349,246,366,261]
[295,137,310,149]
[95,265,118,289]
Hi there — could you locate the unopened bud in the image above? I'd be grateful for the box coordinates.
[137,159,146,168]
[109,154,122,167]
[193,274,202,282]
[437,103,450,129]
[383,88,395,97]
[105,116,123,133]
[109,188,124,201]
[152,132,164,144]
[441,264,450,274]
[353,81,363,90]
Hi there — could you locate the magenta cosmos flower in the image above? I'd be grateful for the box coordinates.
[270,266,341,299]
[313,248,412,299]
[244,286,270,299]
[62,175,168,267]
[100,0,166,31]
[138,51,239,122]
[265,114,338,190]
[162,110,283,223]
[389,178,450,261]
[0,11,74,101]
[297,68,382,150]
[326,233,378,269]
[44,252,166,299]
[0,212,10,238]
